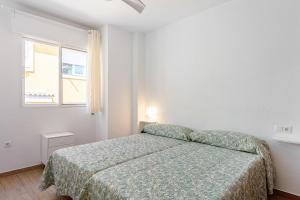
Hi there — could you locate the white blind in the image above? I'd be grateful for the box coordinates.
[11,11,88,49]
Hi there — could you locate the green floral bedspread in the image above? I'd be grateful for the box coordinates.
[190,130,275,194]
[40,133,185,199]
[80,143,268,200]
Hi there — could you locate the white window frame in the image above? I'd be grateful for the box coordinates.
[22,37,88,107]
[24,41,34,72]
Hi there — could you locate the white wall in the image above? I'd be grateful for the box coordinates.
[145,0,300,195]
[132,33,146,133]
[0,9,97,173]
[0,9,139,172]
[96,25,137,139]
[0,8,140,172]
[11,11,88,48]
[107,25,133,138]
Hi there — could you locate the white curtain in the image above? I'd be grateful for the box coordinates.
[88,30,101,113]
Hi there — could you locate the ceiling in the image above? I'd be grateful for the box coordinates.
[2,0,231,32]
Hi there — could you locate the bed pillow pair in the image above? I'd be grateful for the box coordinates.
[143,124,259,149]
[144,124,269,155]
[144,124,266,155]
[143,124,192,141]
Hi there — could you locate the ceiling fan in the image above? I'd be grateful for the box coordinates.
[121,0,146,13]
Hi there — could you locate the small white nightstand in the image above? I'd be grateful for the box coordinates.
[41,132,75,164]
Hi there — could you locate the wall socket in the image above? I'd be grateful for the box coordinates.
[274,125,293,134]
[4,140,12,148]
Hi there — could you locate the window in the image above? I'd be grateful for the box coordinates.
[23,39,87,106]
[24,40,59,104]
[62,48,87,105]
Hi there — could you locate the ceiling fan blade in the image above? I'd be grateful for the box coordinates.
[121,0,145,13]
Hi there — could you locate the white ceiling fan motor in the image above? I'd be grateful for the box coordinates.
[106,0,146,13]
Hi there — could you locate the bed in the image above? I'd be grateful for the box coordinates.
[40,124,275,200]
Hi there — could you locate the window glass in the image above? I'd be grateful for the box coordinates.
[24,40,59,104]
[62,48,87,105]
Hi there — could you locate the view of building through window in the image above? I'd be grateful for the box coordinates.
[24,40,59,104]
[24,40,87,105]
[62,48,87,104]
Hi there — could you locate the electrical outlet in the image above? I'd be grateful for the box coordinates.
[4,140,12,148]
[274,125,293,134]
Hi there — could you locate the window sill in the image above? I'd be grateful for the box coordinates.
[22,104,88,108]
[23,104,59,108]
[61,104,88,108]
